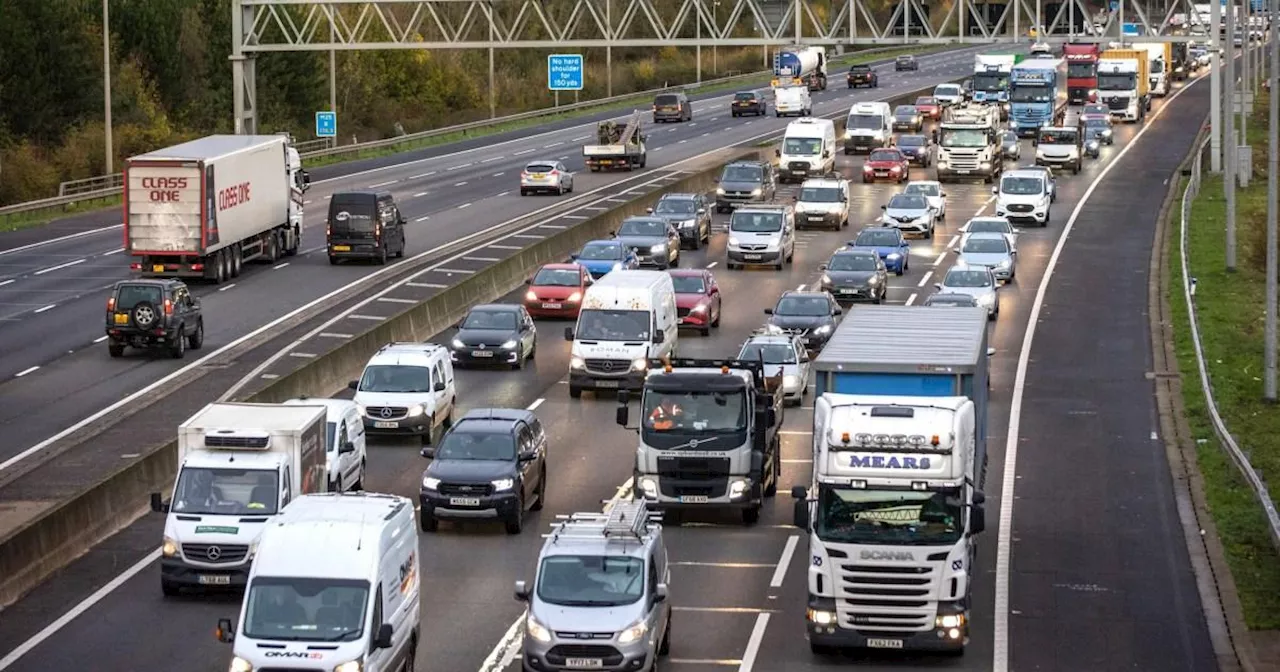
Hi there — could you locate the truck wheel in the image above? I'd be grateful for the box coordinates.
[810,642,836,655]
[569,385,582,399]
[764,447,780,496]
[743,506,761,525]
[161,579,180,597]
[231,245,242,277]
[504,497,524,535]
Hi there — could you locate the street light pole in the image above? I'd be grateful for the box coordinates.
[1225,0,1238,271]
[1212,0,1222,172]
[1265,0,1278,401]
[102,0,113,176]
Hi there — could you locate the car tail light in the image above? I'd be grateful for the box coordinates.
[520,171,529,179]
[107,297,116,311]
[374,223,381,240]
[164,299,173,316]
[326,223,331,237]
[548,170,558,176]
[130,262,141,270]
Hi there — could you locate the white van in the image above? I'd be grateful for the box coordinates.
[348,342,457,446]
[842,101,893,154]
[565,270,678,399]
[774,85,812,117]
[216,492,420,672]
[777,118,837,183]
[283,397,367,492]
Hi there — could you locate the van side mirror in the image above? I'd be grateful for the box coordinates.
[433,381,446,392]
[616,404,630,427]
[774,148,782,157]
[519,450,537,462]
[987,347,996,357]
[652,330,665,344]
[514,580,530,602]
[822,150,831,159]
[934,283,942,290]
[763,308,773,315]
[833,306,843,315]
[991,187,998,194]
[150,492,170,514]
[215,618,235,643]
[880,204,887,210]
[420,446,435,459]
[348,380,359,390]
[819,264,827,271]
[339,441,355,455]
[654,583,669,603]
[646,207,654,214]
[564,327,574,341]
[374,624,394,650]
[524,278,531,285]
[697,208,706,215]
[970,504,987,535]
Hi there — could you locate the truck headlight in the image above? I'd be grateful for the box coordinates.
[333,661,364,672]
[526,614,552,643]
[844,130,853,139]
[806,608,837,625]
[980,161,990,169]
[492,478,515,491]
[617,622,649,644]
[716,187,726,195]
[729,478,750,497]
[229,657,253,672]
[936,614,966,629]
[163,536,178,557]
[570,356,586,369]
[422,476,440,490]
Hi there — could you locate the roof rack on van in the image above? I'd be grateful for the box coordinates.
[544,500,659,543]
[379,342,442,352]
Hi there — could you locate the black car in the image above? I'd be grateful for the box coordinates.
[895,54,919,71]
[819,249,888,303]
[892,105,924,132]
[614,216,681,268]
[896,134,933,167]
[327,190,407,265]
[449,304,537,369]
[847,65,878,88]
[648,193,712,249]
[923,293,980,307]
[764,290,842,351]
[418,408,548,534]
[731,90,767,116]
[715,160,776,212]
[104,279,204,359]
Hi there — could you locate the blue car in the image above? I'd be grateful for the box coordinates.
[848,227,910,275]
[570,239,639,279]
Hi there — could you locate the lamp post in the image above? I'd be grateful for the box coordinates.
[1225,0,1238,272]
[102,0,113,176]
[1265,0,1278,401]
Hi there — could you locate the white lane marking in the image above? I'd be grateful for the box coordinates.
[348,314,384,321]
[917,270,932,287]
[368,180,397,188]
[0,279,14,288]
[415,216,431,223]
[769,535,800,588]
[488,244,523,250]
[905,292,918,306]
[463,256,501,263]
[318,332,355,338]
[217,283,236,292]
[497,191,510,197]
[454,181,468,187]
[544,142,563,148]
[406,282,447,288]
[947,236,959,249]
[447,163,473,171]
[14,366,40,377]
[527,398,545,411]
[481,156,502,163]
[409,171,436,179]
[103,247,125,256]
[273,262,290,270]
[737,613,771,672]
[33,304,56,314]
[33,258,86,275]
[571,135,590,142]
[493,173,505,177]
[435,268,475,275]
[706,261,718,269]
[93,335,108,343]
[932,251,947,266]
[477,614,525,672]
[0,549,162,671]
[514,148,535,155]
[993,71,1204,672]
[413,191,429,198]
[288,352,317,358]
[796,284,806,291]
[779,430,812,435]
[376,297,417,304]
[458,203,472,209]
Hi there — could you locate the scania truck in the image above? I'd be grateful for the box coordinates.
[936,105,1003,183]
[970,54,1018,119]
[1063,43,1102,104]
[617,357,784,524]
[1008,58,1068,137]
[1098,49,1151,122]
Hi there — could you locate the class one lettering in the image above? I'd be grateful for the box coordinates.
[140,176,188,203]
[218,182,252,211]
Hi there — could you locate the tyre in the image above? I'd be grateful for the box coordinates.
[530,467,546,511]
[659,615,671,655]
[188,320,204,350]
[170,328,187,359]
[569,385,582,399]
[329,255,339,265]
[108,341,125,358]
[161,579,180,597]
[420,511,438,532]
[376,246,387,265]
[764,446,780,496]
[504,496,524,534]
[743,506,761,525]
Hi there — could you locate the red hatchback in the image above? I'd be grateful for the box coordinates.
[523,263,592,318]
[862,148,909,184]
[670,269,721,336]
[915,96,941,120]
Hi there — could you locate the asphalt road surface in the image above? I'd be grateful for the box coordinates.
[0,70,1217,672]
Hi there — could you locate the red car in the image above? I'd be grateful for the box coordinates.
[915,96,941,120]
[670,269,721,336]
[862,148,909,184]
[523,263,592,318]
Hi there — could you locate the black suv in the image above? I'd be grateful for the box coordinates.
[714,160,776,213]
[105,279,204,358]
[731,90,767,117]
[847,65,878,88]
[418,408,548,534]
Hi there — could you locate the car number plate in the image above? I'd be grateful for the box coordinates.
[743,254,762,260]
[956,170,971,174]
[374,421,398,429]
[532,173,546,179]
[595,380,620,388]
[152,264,165,273]
[680,495,709,503]
[114,313,129,324]
[471,350,495,358]
[197,575,231,585]
[541,303,562,310]
[331,245,351,252]
[564,659,604,669]
[866,638,904,649]
[875,172,888,177]
[449,497,481,507]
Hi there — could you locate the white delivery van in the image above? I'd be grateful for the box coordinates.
[216,492,420,672]
[565,270,678,399]
[150,402,329,596]
[777,118,838,183]
[773,85,812,117]
[842,101,893,154]
[283,396,367,492]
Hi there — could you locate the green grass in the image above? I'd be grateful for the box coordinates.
[0,194,122,233]
[1167,99,1280,629]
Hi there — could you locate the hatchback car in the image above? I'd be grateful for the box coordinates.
[892,105,924,132]
[670,269,721,336]
[848,227,910,275]
[764,291,843,352]
[820,248,888,303]
[1082,103,1111,118]
[862,148,910,184]
[915,96,941,120]
[957,232,1017,282]
[738,328,810,405]
[450,304,538,369]
[520,160,574,196]
[880,192,937,237]
[935,266,1000,319]
[524,263,592,319]
[614,216,681,268]
[731,90,767,116]
[104,279,204,359]
[1000,130,1022,160]
[960,216,1018,248]
[895,54,919,71]
[570,240,639,278]
[896,134,933,167]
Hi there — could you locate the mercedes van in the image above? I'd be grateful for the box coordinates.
[564,270,678,399]
[777,118,837,183]
[327,191,407,265]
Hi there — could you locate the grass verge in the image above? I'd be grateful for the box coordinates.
[1167,95,1280,630]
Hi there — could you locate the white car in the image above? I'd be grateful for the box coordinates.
[935,265,1000,319]
[957,232,1017,282]
[932,83,965,107]
[349,342,457,446]
[738,327,811,406]
[903,180,947,220]
[879,192,937,237]
[520,160,574,196]
[960,216,1018,249]
[282,397,367,492]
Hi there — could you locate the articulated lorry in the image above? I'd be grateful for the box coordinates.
[149,402,330,596]
[1063,43,1102,104]
[1098,49,1151,122]
[583,110,648,171]
[617,357,784,525]
[773,46,829,91]
[1133,42,1173,96]
[970,54,1018,119]
[936,104,1004,183]
[1008,58,1068,137]
[125,134,309,284]
[792,305,992,654]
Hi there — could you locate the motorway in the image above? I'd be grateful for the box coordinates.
[0,46,1004,471]
[0,68,1218,672]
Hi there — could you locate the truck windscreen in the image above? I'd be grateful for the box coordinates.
[1067,63,1096,78]
[172,467,279,516]
[940,128,989,148]
[642,389,747,434]
[1008,85,1052,103]
[1097,73,1136,90]
[971,72,1007,92]
[815,484,964,545]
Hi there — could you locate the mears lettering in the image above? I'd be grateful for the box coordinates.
[848,455,931,470]
[140,176,188,203]
[218,182,252,211]
[264,651,323,659]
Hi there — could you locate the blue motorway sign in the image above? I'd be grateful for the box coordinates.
[315,111,336,138]
[1122,22,1140,35]
[1109,0,1118,10]
[547,54,584,91]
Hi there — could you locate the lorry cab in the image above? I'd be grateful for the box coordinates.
[564,270,678,398]
[326,191,407,265]
[777,118,837,183]
[843,101,892,154]
[149,402,330,597]
[1032,126,1084,174]
[216,492,420,672]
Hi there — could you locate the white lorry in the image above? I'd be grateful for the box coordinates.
[936,105,1003,183]
[149,402,329,596]
[124,134,310,284]
[971,54,1016,119]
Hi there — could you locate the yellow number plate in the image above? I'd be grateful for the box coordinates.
[114,313,128,324]
[532,173,546,179]
[331,245,351,252]
[152,265,165,273]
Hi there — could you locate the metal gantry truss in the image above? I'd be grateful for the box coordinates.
[230,0,1212,132]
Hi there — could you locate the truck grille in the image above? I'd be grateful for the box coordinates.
[181,543,250,564]
[585,358,630,375]
[659,478,728,498]
[1105,96,1128,110]
[437,482,494,497]
[366,406,407,419]
[546,645,624,666]
[941,150,981,171]
[1013,111,1045,128]
[656,456,731,476]
[835,560,939,632]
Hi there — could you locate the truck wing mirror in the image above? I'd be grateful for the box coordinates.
[564,327,575,341]
[215,618,235,643]
[970,504,987,535]
[347,380,359,390]
[514,580,530,602]
[339,441,355,455]
[374,624,394,650]
[792,498,811,531]
[616,403,630,428]
[150,492,170,514]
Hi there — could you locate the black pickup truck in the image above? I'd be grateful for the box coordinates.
[846,65,878,88]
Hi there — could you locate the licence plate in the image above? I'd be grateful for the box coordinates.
[680,495,709,503]
[595,380,620,388]
[113,313,129,324]
[331,245,351,251]
[449,497,481,507]
[839,289,857,295]
[866,638,904,649]
[532,173,546,179]
[197,575,231,586]
[743,254,762,260]
[565,659,604,669]
[875,172,888,177]
[152,264,165,273]
[374,421,398,429]
[956,170,971,174]
[471,350,495,358]
[541,303,562,310]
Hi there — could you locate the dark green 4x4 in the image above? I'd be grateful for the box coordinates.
[105,279,204,359]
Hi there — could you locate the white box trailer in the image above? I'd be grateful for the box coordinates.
[124,134,310,283]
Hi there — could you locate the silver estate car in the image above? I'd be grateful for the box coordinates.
[521,160,575,196]
[957,232,1017,282]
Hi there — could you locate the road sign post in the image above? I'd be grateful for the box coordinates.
[315,111,337,139]
[547,54,585,101]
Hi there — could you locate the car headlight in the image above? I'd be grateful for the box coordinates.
[1102,128,1112,137]
[500,340,517,349]
[451,338,465,349]
[821,274,832,285]
[333,661,363,672]
[570,356,586,369]
[813,324,832,335]
[978,294,995,306]
[632,358,648,371]
[567,291,581,302]
[407,404,426,417]
[867,275,880,285]
[526,615,552,643]
[422,476,440,489]
[525,290,538,302]
[492,478,515,491]
[886,253,901,261]
[679,219,695,229]
[1087,140,1099,150]
[691,304,708,313]
[162,536,178,557]
[617,622,649,644]
[998,259,1011,268]
[612,262,623,270]
[716,187,726,195]
[750,188,762,196]
[728,236,741,247]
[229,658,253,672]
[784,374,800,388]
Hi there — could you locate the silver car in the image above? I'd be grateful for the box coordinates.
[923,292,980,307]
[520,160,574,196]
[738,328,811,405]
[879,192,937,237]
[960,216,1018,249]
[1001,131,1021,161]
[904,180,947,220]
[957,232,1017,282]
[935,265,1000,319]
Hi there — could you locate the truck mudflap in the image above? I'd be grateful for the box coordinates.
[805,596,969,653]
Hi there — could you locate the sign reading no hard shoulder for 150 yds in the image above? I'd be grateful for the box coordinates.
[548,54,584,91]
